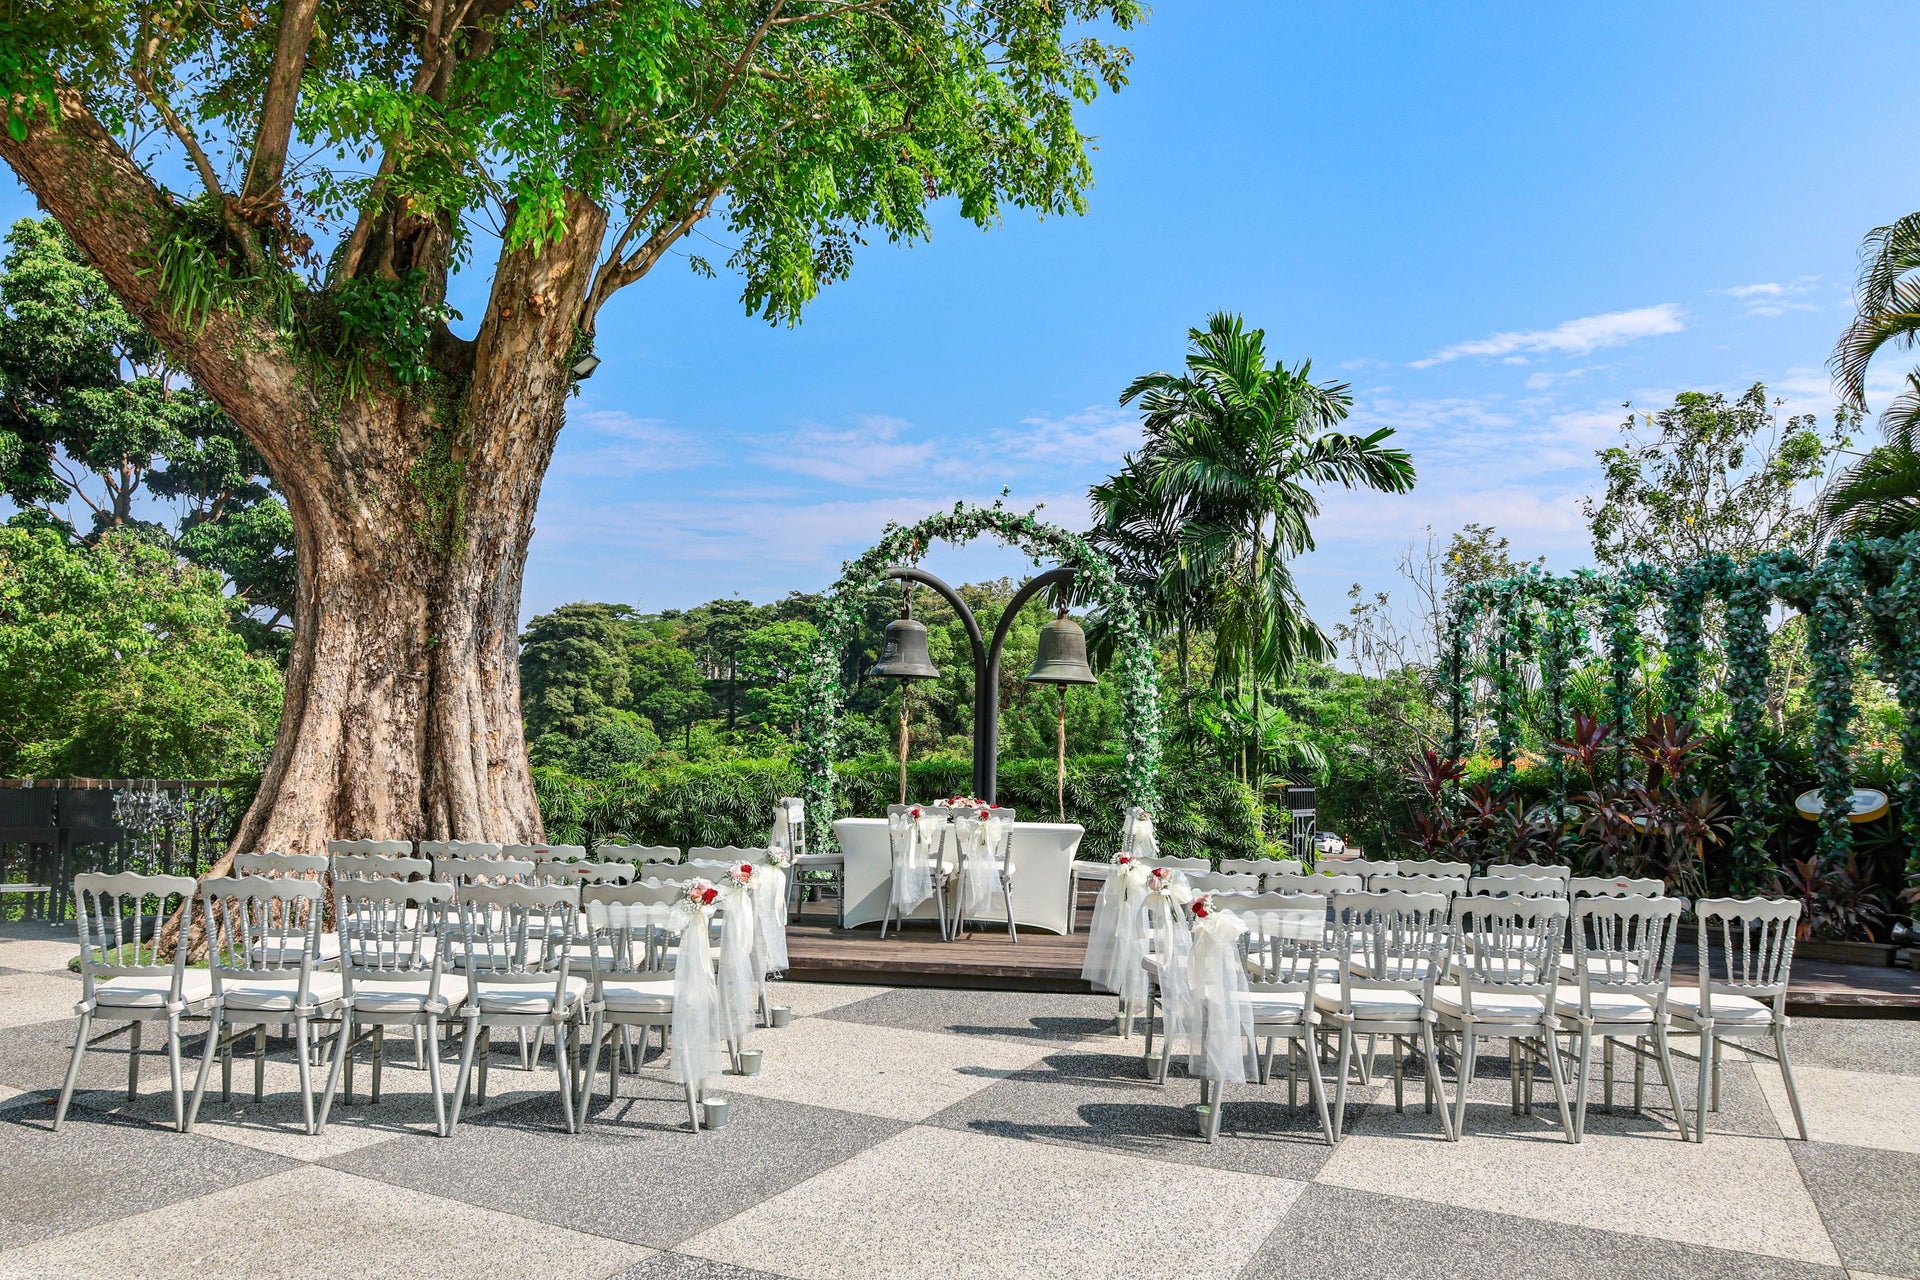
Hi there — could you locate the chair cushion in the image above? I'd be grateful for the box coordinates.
[94,970,214,1010]
[1432,985,1550,1021]
[1313,987,1427,1019]
[350,974,469,1014]
[600,976,676,1013]
[473,975,588,1015]
[1249,991,1308,1024]
[1666,989,1776,1026]
[1554,988,1657,1024]
[220,971,344,1012]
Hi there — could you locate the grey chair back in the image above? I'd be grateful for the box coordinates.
[1481,862,1572,885]
[1569,875,1665,899]
[771,797,807,857]
[433,857,535,887]
[201,875,326,997]
[1370,873,1468,897]
[596,843,681,864]
[1693,897,1801,1014]
[502,843,589,862]
[1398,858,1470,878]
[580,884,681,976]
[1449,893,1568,1011]
[72,871,196,1005]
[1468,873,1565,898]
[1568,894,1683,1005]
[451,882,579,997]
[1236,892,1330,992]
[327,839,414,856]
[334,879,452,985]
[1334,858,1398,879]
[1269,872,1363,896]
[1187,871,1261,894]
[418,840,503,859]
[1139,855,1207,873]
[1330,891,1452,994]
[332,853,431,882]
[234,851,329,879]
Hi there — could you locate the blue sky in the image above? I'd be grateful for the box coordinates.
[10,3,1920,633]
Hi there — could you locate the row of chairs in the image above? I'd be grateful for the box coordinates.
[55,870,762,1139]
[327,839,768,865]
[1140,889,1805,1148]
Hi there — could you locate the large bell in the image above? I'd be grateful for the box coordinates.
[870,605,940,681]
[1026,609,1098,685]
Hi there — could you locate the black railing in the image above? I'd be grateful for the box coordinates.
[0,779,234,921]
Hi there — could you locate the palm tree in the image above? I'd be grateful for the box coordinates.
[1825,217,1920,539]
[1093,311,1417,784]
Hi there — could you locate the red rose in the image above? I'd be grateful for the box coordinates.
[739,863,753,876]
[910,807,921,818]
[701,886,718,905]
[978,808,990,820]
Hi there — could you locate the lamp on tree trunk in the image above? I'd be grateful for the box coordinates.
[870,581,940,803]
[1026,608,1097,820]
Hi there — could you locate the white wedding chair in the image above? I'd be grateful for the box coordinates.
[503,843,588,862]
[1557,894,1689,1140]
[1138,855,1207,873]
[576,887,702,1128]
[234,851,329,879]
[1336,858,1399,880]
[1370,873,1468,897]
[418,840,503,859]
[327,839,415,857]
[57,873,210,1132]
[880,805,951,940]
[1399,858,1471,878]
[1237,892,1336,1144]
[640,864,718,885]
[1435,894,1576,1142]
[1186,871,1260,894]
[332,853,432,883]
[318,879,463,1136]
[596,843,681,864]
[951,808,1018,941]
[1269,872,1364,895]
[1317,892,1455,1140]
[1568,875,1665,899]
[1669,897,1807,1141]
[186,876,342,1135]
[1218,857,1302,883]
[448,883,586,1133]
[1482,862,1572,886]
[1468,873,1565,898]
[433,856,535,887]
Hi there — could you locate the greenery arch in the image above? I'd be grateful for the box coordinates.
[797,501,1164,850]
[1444,534,1920,890]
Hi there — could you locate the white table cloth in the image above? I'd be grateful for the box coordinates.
[833,818,1084,936]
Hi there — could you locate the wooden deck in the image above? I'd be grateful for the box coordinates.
[781,894,1920,1015]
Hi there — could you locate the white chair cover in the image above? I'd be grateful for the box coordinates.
[718,882,759,1047]
[888,811,940,911]
[1081,859,1151,1001]
[752,857,789,974]
[1169,907,1258,1085]
[956,813,1003,915]
[668,900,727,1093]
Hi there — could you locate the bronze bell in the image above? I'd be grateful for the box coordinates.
[870,602,940,680]
[1026,609,1098,685]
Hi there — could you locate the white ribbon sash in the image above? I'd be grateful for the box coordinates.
[751,863,789,974]
[1081,861,1150,1002]
[956,815,999,914]
[718,884,758,1046]
[1179,909,1257,1085]
[668,904,727,1092]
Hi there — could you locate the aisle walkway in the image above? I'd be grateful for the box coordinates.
[2,921,1914,1279]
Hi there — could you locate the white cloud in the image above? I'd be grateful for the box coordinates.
[1410,304,1686,369]
[1524,367,1595,390]
[552,408,709,474]
[1715,276,1819,317]
[749,414,936,487]
[1000,404,1142,464]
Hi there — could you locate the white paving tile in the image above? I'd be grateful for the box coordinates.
[1753,1063,1920,1153]
[0,1165,651,1279]
[768,981,896,1018]
[0,972,81,1030]
[715,1015,1049,1122]
[1317,1126,1840,1266]
[0,936,80,975]
[681,1126,1304,1280]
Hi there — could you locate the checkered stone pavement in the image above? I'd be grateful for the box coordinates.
[1,923,1915,1280]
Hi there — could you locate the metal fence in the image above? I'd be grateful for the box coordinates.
[0,780,234,921]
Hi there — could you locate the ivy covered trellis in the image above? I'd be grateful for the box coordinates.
[1445,534,1920,890]
[797,501,1163,852]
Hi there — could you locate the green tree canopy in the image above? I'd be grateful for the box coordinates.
[0,517,283,777]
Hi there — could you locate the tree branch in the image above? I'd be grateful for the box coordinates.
[241,0,322,207]
[585,184,726,322]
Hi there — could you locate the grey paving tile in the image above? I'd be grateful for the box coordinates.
[1243,1183,1847,1280]
[1771,1018,1920,1077]
[607,1254,786,1280]
[817,987,1115,1045]
[325,1080,904,1248]
[680,1126,1305,1280]
[1793,1141,1920,1278]
[0,1103,295,1250]
[0,1165,648,1279]
[926,1043,1357,1180]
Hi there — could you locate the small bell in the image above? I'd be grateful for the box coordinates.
[1026,609,1097,685]
[870,599,940,681]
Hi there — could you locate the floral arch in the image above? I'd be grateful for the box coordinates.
[796,501,1163,850]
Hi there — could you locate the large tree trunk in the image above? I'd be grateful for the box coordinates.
[0,90,608,882]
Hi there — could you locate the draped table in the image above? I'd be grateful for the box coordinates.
[831,818,1084,936]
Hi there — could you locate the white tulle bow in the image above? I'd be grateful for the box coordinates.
[751,863,789,974]
[1165,908,1257,1085]
[1081,859,1154,1000]
[717,882,759,1046]
[668,902,727,1092]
